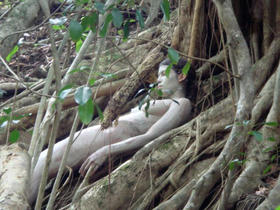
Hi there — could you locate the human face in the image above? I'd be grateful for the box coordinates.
[157,65,181,96]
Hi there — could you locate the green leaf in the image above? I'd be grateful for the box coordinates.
[265,121,279,127]
[157,89,163,97]
[248,130,263,142]
[107,3,116,11]
[89,78,96,86]
[229,159,241,170]
[52,25,65,30]
[168,47,180,64]
[267,137,276,142]
[0,116,8,128]
[3,107,12,114]
[95,103,104,121]
[126,0,135,7]
[89,12,99,32]
[12,113,30,120]
[68,68,80,74]
[6,45,19,62]
[271,154,276,162]
[69,20,83,42]
[9,129,20,143]
[112,8,123,28]
[182,62,191,75]
[58,85,73,100]
[165,63,173,77]
[81,16,91,31]
[94,1,105,14]
[160,0,170,21]
[263,147,274,153]
[75,39,83,52]
[123,21,130,41]
[78,99,94,124]
[82,12,99,32]
[74,86,92,105]
[100,13,113,37]
[276,205,280,210]
[263,165,271,175]
[136,9,145,29]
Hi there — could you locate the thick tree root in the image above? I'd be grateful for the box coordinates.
[0,143,30,210]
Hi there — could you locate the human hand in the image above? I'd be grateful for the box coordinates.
[79,148,107,177]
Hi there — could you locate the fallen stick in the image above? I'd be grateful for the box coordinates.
[11,79,125,117]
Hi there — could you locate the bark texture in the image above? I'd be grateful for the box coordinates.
[0,144,30,210]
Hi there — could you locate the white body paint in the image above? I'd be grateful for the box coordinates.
[29,62,192,203]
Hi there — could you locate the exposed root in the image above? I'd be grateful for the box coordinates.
[236,194,265,210]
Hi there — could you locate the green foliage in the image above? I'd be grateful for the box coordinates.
[182,62,191,75]
[276,206,280,210]
[267,137,276,142]
[75,39,83,52]
[160,0,170,21]
[264,121,279,127]
[69,20,83,42]
[89,78,96,86]
[136,9,145,29]
[76,0,89,5]
[165,63,173,77]
[81,12,99,32]
[112,8,123,28]
[123,21,130,41]
[100,13,113,37]
[9,129,20,143]
[74,86,92,105]
[123,0,135,7]
[6,45,19,62]
[229,159,244,170]
[3,107,12,114]
[78,98,94,124]
[248,130,263,142]
[58,85,73,100]
[52,25,66,31]
[94,1,105,14]
[168,47,180,64]
[263,165,271,175]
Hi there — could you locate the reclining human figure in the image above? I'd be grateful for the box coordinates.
[30,58,193,203]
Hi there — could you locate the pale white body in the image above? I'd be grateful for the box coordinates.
[30,63,192,203]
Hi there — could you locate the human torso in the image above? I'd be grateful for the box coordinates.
[117,99,174,135]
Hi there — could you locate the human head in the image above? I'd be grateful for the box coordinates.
[157,58,187,98]
[158,59,187,97]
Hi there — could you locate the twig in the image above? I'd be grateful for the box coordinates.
[106,35,239,78]
[0,55,54,99]
[34,0,64,208]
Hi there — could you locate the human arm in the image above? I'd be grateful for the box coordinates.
[79,98,192,176]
